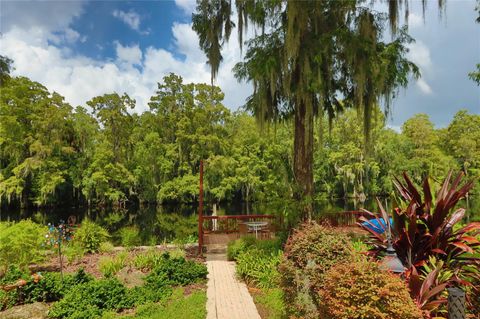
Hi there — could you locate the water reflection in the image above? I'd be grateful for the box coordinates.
[0,197,478,245]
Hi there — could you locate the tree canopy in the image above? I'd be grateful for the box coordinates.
[1,71,478,209]
[192,0,421,218]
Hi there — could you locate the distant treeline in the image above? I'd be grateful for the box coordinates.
[1,72,479,208]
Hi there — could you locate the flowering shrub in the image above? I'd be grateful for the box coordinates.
[319,260,423,319]
[278,222,354,318]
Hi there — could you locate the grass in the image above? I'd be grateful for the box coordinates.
[252,288,286,319]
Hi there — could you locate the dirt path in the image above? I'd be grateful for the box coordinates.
[205,245,261,319]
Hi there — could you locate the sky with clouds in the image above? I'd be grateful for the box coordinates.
[0,0,478,129]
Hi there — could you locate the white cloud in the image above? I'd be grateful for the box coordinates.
[0,17,252,113]
[115,42,143,66]
[174,0,196,15]
[407,40,434,95]
[112,9,147,34]
[0,1,85,33]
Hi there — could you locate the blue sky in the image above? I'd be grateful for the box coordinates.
[0,0,478,129]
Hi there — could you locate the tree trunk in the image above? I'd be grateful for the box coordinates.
[293,101,314,220]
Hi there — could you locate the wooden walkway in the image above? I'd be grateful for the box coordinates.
[206,245,261,319]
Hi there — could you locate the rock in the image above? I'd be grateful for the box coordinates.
[0,302,49,319]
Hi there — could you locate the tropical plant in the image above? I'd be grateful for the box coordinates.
[358,171,480,315]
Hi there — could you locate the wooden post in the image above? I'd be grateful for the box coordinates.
[198,160,204,255]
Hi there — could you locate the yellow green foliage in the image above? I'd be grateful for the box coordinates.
[319,259,423,319]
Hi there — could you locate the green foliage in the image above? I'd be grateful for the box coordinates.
[236,248,282,289]
[132,250,165,270]
[1,69,478,209]
[146,254,207,286]
[119,226,141,248]
[48,278,133,319]
[128,288,207,319]
[63,242,85,264]
[98,241,115,254]
[226,236,257,261]
[99,252,128,278]
[0,268,92,310]
[252,288,286,319]
[279,222,354,319]
[319,260,423,319]
[75,219,109,253]
[0,220,47,270]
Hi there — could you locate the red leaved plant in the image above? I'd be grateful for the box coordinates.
[357,171,480,316]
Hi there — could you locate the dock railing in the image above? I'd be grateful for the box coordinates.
[202,214,275,233]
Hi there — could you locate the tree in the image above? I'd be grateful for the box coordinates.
[193,0,420,219]
[401,113,457,182]
[0,55,13,86]
[0,77,76,206]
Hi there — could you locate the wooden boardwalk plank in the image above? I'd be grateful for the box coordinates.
[206,250,261,319]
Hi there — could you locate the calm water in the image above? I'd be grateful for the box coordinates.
[1,197,478,245]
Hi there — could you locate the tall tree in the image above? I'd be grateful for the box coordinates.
[193,0,420,219]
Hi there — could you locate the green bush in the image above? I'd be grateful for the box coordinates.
[147,254,207,286]
[130,288,207,319]
[98,252,128,278]
[48,278,132,319]
[75,219,109,253]
[0,220,48,270]
[119,226,141,248]
[227,236,280,261]
[0,267,92,310]
[99,241,115,253]
[319,260,423,319]
[236,248,281,289]
[132,250,166,270]
[278,222,354,319]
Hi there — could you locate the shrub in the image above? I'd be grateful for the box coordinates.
[99,252,128,278]
[278,222,354,319]
[0,267,92,310]
[236,248,281,289]
[132,250,166,270]
[227,236,279,261]
[319,260,423,319]
[119,226,141,248]
[168,248,186,260]
[147,254,207,286]
[99,241,115,253]
[75,219,109,253]
[0,220,48,270]
[48,278,132,319]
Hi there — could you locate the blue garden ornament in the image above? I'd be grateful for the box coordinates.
[361,217,394,234]
[45,220,76,281]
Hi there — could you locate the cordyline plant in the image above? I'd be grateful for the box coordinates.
[357,171,480,315]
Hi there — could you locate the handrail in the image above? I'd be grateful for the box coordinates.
[203,214,274,220]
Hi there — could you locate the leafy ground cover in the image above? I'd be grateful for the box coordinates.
[0,219,208,318]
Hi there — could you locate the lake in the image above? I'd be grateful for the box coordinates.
[1,197,478,245]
